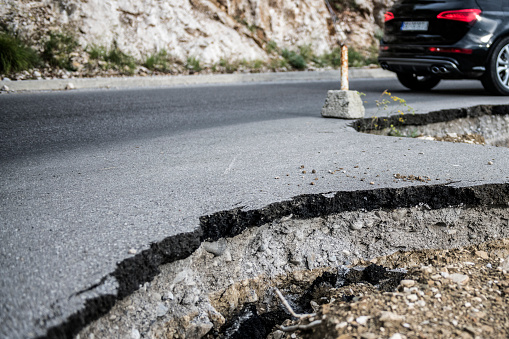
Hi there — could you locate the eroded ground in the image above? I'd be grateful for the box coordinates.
[272,239,509,339]
[78,205,509,339]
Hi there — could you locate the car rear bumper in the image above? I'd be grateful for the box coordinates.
[378,57,464,76]
[378,44,489,79]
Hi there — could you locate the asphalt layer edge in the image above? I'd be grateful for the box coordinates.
[353,104,509,132]
[39,182,509,338]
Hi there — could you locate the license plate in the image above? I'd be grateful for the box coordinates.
[401,21,429,31]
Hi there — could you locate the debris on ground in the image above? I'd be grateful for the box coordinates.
[418,133,486,146]
[271,239,509,339]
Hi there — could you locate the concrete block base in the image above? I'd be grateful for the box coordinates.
[321,90,365,119]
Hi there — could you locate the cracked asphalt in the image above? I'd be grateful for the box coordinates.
[1,71,508,338]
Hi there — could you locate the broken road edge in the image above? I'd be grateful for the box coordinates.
[40,182,509,338]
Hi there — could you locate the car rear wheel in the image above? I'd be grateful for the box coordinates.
[396,73,441,91]
[481,37,509,96]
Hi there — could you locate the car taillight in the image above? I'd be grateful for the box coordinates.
[429,47,473,54]
[437,9,481,24]
[384,12,395,22]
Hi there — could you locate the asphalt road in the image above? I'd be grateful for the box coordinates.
[1,77,508,338]
[1,78,506,161]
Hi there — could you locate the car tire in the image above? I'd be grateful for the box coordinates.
[396,73,441,91]
[481,36,509,96]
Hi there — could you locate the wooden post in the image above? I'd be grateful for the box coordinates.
[340,44,349,91]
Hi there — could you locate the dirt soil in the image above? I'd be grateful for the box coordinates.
[419,134,486,146]
[270,239,509,339]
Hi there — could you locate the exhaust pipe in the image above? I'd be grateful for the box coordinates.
[431,66,450,74]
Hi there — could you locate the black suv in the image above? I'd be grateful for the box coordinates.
[378,0,509,95]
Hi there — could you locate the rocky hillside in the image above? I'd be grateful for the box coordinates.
[1,0,393,78]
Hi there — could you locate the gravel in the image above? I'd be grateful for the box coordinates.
[272,238,509,339]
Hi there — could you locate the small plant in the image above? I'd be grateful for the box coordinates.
[234,16,258,33]
[106,45,136,70]
[266,40,279,54]
[251,59,264,70]
[87,42,136,74]
[218,58,239,73]
[375,90,415,117]
[298,45,314,63]
[282,49,307,70]
[329,0,358,11]
[409,128,421,138]
[269,57,286,70]
[316,47,342,68]
[42,32,79,70]
[88,45,107,60]
[348,46,377,68]
[144,49,173,72]
[388,124,404,137]
[186,56,202,72]
[367,90,416,136]
[0,32,40,73]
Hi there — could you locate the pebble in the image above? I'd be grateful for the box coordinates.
[224,249,232,262]
[389,334,403,339]
[65,82,75,90]
[356,316,370,325]
[475,251,489,260]
[33,71,42,77]
[400,279,416,288]
[349,220,364,230]
[131,328,141,339]
[151,292,161,301]
[447,273,469,285]
[488,161,494,165]
[162,291,174,300]
[1,85,9,92]
[406,294,418,302]
[156,303,168,317]
[203,239,227,256]
[379,311,405,323]
[336,321,348,329]
[416,300,426,307]
[128,248,137,254]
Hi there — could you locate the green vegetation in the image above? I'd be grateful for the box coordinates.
[87,42,136,74]
[144,49,174,72]
[88,45,107,60]
[219,58,239,73]
[348,45,378,67]
[234,16,259,33]
[363,90,417,137]
[42,32,79,70]
[314,47,342,68]
[328,0,359,12]
[281,49,307,70]
[0,29,381,77]
[0,32,40,73]
[266,40,279,55]
[186,56,202,72]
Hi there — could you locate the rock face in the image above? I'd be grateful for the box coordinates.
[1,0,393,63]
